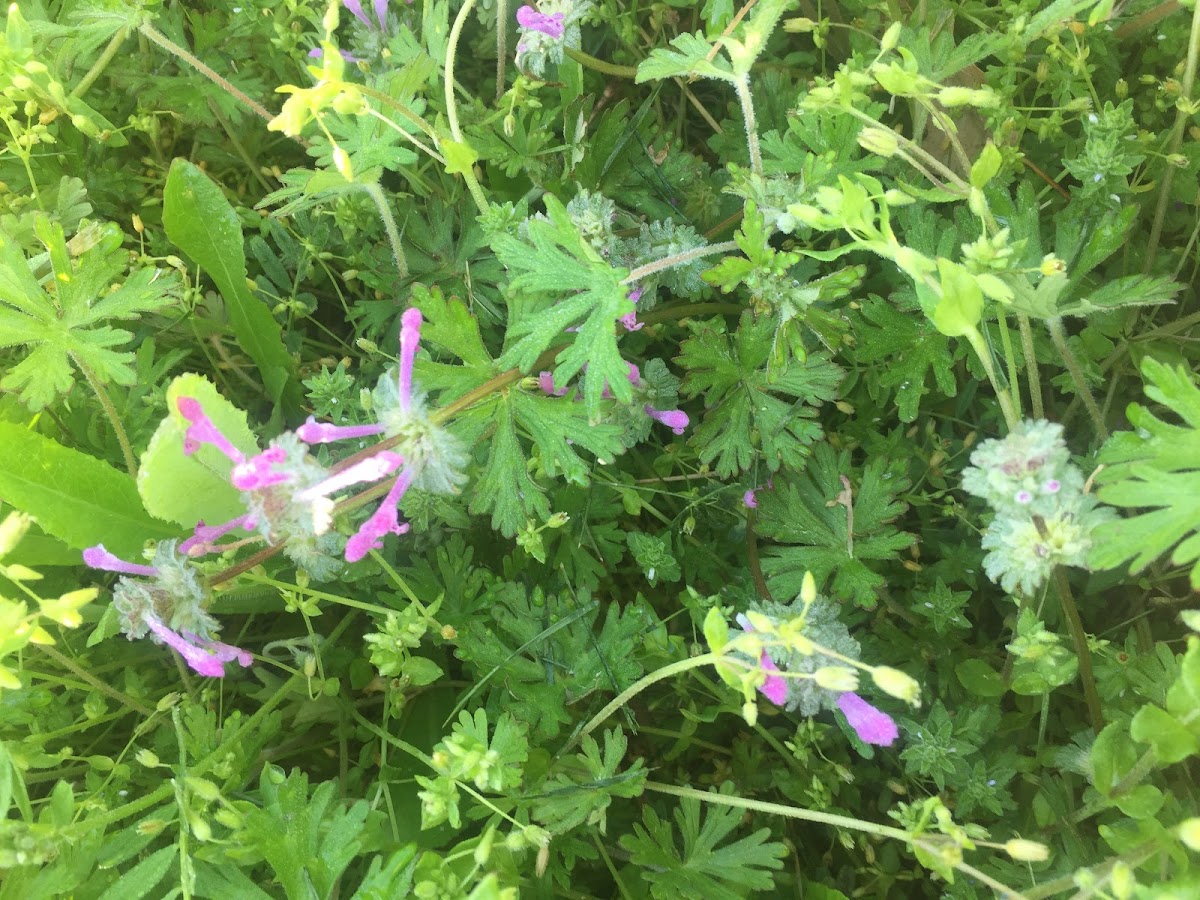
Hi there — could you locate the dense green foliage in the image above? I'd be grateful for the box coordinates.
[2,1,1200,897]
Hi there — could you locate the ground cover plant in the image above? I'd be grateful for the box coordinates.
[2,0,1200,896]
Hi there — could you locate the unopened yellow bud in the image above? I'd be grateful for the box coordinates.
[801,571,817,605]
[1004,838,1050,862]
[872,666,921,706]
[857,126,900,157]
[814,666,859,692]
[1178,817,1200,851]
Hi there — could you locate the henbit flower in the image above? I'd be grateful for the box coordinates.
[345,0,389,30]
[308,47,362,62]
[178,396,245,464]
[516,5,565,38]
[620,287,644,332]
[179,515,256,557]
[83,542,251,678]
[743,490,759,509]
[345,467,415,562]
[837,692,899,746]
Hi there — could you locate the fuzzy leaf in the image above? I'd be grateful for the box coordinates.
[1093,358,1200,588]
[679,313,843,475]
[619,782,787,899]
[635,32,735,84]
[757,443,915,607]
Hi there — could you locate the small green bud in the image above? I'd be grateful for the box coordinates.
[474,827,495,865]
[880,22,902,53]
[546,512,570,528]
[741,699,759,727]
[1004,838,1050,862]
[185,776,222,803]
[857,126,899,157]
[1109,862,1134,899]
[0,512,32,557]
[135,749,161,768]
[800,571,817,605]
[188,813,212,842]
[813,666,859,692]
[1178,817,1200,850]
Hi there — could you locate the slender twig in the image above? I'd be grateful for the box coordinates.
[1046,317,1108,441]
[444,0,490,214]
[1019,313,1044,419]
[625,240,740,283]
[363,182,409,278]
[69,27,130,99]
[564,48,639,79]
[1051,564,1105,733]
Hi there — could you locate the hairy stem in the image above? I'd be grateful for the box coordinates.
[1046,317,1108,441]
[733,74,764,178]
[963,328,1019,431]
[496,0,507,101]
[564,47,640,79]
[36,644,155,717]
[363,182,409,278]
[1018,313,1044,419]
[997,311,1022,420]
[75,357,137,477]
[444,0,490,214]
[69,27,130,99]
[625,240,740,283]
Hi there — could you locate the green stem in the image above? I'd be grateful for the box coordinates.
[363,182,409,278]
[997,311,1022,421]
[643,782,1031,900]
[444,0,490,214]
[565,653,720,752]
[1052,565,1104,734]
[733,75,764,179]
[963,328,1019,431]
[75,357,137,477]
[564,47,640,79]
[69,27,129,99]
[1142,0,1200,274]
[1018,313,1043,419]
[1046,317,1108,441]
[138,23,275,126]
[36,644,155,717]
[496,0,507,101]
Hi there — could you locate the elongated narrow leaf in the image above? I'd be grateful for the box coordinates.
[163,159,297,412]
[0,424,175,556]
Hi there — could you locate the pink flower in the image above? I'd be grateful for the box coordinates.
[296,417,385,444]
[743,490,758,509]
[179,515,256,557]
[177,397,245,464]
[83,544,158,577]
[344,0,388,30]
[143,615,252,678]
[538,371,568,397]
[646,407,689,435]
[837,692,898,746]
[620,287,643,332]
[516,5,565,38]
[345,468,415,562]
[757,652,789,705]
[398,306,422,414]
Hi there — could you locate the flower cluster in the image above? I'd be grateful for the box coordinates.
[83,542,251,678]
[514,1,590,77]
[728,575,917,747]
[962,419,1114,595]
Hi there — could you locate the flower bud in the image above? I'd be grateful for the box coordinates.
[741,699,759,727]
[1004,838,1050,862]
[0,512,31,557]
[1109,862,1134,899]
[801,571,817,606]
[136,749,162,768]
[1178,817,1200,851]
[814,666,860,692]
[857,126,899,157]
[185,776,222,803]
[880,22,902,52]
[872,666,921,706]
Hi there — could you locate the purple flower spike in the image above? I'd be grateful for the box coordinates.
[231,446,292,492]
[398,307,423,413]
[144,615,252,678]
[297,416,386,445]
[743,489,758,509]
[837,692,898,746]
[626,363,641,386]
[298,451,404,502]
[646,407,689,435]
[180,515,255,557]
[346,468,415,562]
[83,544,158,577]
[516,5,565,39]
[373,0,389,29]
[177,397,245,464]
[342,0,372,28]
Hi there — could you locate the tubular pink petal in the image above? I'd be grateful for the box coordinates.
[538,371,567,396]
[646,407,689,435]
[142,617,233,677]
[298,452,404,501]
[231,447,291,491]
[342,0,371,27]
[345,468,415,562]
[837,692,899,746]
[626,363,641,385]
[180,515,254,556]
[297,416,386,444]
[83,544,158,577]
[398,307,423,413]
[373,0,389,29]
[177,397,245,463]
[516,6,565,38]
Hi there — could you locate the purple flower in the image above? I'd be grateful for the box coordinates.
[837,692,898,746]
[344,0,388,30]
[737,613,788,705]
[179,515,256,557]
[177,396,244,464]
[1044,479,1061,494]
[398,306,422,415]
[297,417,385,444]
[1015,489,1033,504]
[83,544,158,577]
[144,616,252,678]
[646,407,689,435]
[538,371,568,396]
[743,490,758,509]
[620,287,643,332]
[516,5,565,39]
[345,468,415,562]
[308,47,362,63]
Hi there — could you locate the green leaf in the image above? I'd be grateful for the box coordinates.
[851,294,958,423]
[626,532,681,584]
[922,258,983,337]
[494,196,632,420]
[757,443,914,607]
[241,768,368,900]
[969,142,1003,189]
[0,423,175,556]
[469,396,548,537]
[138,374,259,528]
[533,727,646,834]
[955,659,1006,698]
[1092,358,1200,588]
[1056,274,1178,317]
[678,313,843,476]
[0,219,179,410]
[94,847,175,900]
[1129,705,1198,765]
[163,159,297,413]
[635,32,735,84]
[619,782,787,899]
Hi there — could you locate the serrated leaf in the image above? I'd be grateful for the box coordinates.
[0,219,179,410]
[1093,358,1200,588]
[852,295,958,422]
[679,313,842,475]
[494,196,632,420]
[163,159,298,413]
[0,423,175,556]
[138,374,259,528]
[533,727,646,834]
[757,443,914,607]
[619,782,787,899]
[1057,274,1178,317]
[95,845,176,900]
[635,32,735,84]
[469,396,548,536]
